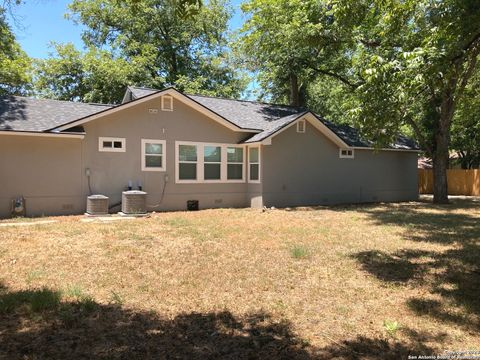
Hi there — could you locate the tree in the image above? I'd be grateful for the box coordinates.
[239,0,480,203]
[35,43,151,103]
[57,0,246,100]
[450,68,480,169]
[0,6,31,95]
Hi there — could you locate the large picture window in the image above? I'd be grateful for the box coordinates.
[141,139,166,171]
[175,142,245,183]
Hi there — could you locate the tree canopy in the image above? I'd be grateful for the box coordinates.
[0,7,31,95]
[34,0,246,103]
[238,0,480,202]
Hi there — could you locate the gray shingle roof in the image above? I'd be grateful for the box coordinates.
[129,87,418,150]
[0,87,418,151]
[129,86,305,131]
[243,112,308,143]
[0,96,112,132]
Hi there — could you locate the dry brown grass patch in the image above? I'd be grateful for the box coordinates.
[0,199,479,358]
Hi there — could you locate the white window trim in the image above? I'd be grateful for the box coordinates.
[161,95,173,111]
[141,139,166,171]
[339,148,355,159]
[98,137,126,152]
[297,119,306,133]
[175,141,246,184]
[248,146,261,183]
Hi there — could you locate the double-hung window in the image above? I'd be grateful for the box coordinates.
[204,145,222,181]
[248,147,260,183]
[142,139,166,171]
[227,147,244,181]
[178,144,198,180]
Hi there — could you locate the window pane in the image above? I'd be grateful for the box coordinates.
[250,164,259,180]
[179,163,197,180]
[227,147,243,163]
[103,141,112,148]
[204,163,221,180]
[146,143,162,154]
[146,155,162,168]
[249,147,259,163]
[228,164,243,180]
[113,141,123,148]
[204,146,221,162]
[179,145,197,161]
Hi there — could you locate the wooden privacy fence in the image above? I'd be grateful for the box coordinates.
[418,169,480,196]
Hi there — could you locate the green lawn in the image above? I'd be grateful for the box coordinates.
[0,198,479,359]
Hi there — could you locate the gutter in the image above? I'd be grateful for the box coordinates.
[0,130,85,139]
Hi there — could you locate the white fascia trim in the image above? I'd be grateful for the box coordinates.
[0,131,84,139]
[352,146,421,153]
[53,88,258,133]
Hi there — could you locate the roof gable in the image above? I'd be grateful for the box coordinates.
[53,88,257,133]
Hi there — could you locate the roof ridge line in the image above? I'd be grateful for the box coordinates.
[0,95,113,107]
[186,92,305,109]
[128,86,305,109]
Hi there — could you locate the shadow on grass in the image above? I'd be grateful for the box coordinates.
[347,199,480,331]
[0,285,436,359]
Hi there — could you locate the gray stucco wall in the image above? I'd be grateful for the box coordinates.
[0,96,418,218]
[81,96,251,211]
[261,121,418,207]
[0,135,84,218]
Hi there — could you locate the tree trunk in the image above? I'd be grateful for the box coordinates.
[432,145,449,203]
[289,74,300,107]
[432,92,455,204]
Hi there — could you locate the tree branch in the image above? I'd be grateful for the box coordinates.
[455,43,480,102]
[400,86,433,155]
[311,67,363,88]
[450,31,480,63]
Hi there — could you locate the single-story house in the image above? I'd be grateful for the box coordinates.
[0,86,419,218]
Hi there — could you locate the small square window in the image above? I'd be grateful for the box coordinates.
[99,137,126,152]
[339,148,354,159]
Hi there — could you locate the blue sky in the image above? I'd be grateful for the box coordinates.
[9,0,246,59]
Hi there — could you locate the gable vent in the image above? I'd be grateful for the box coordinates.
[161,95,173,111]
